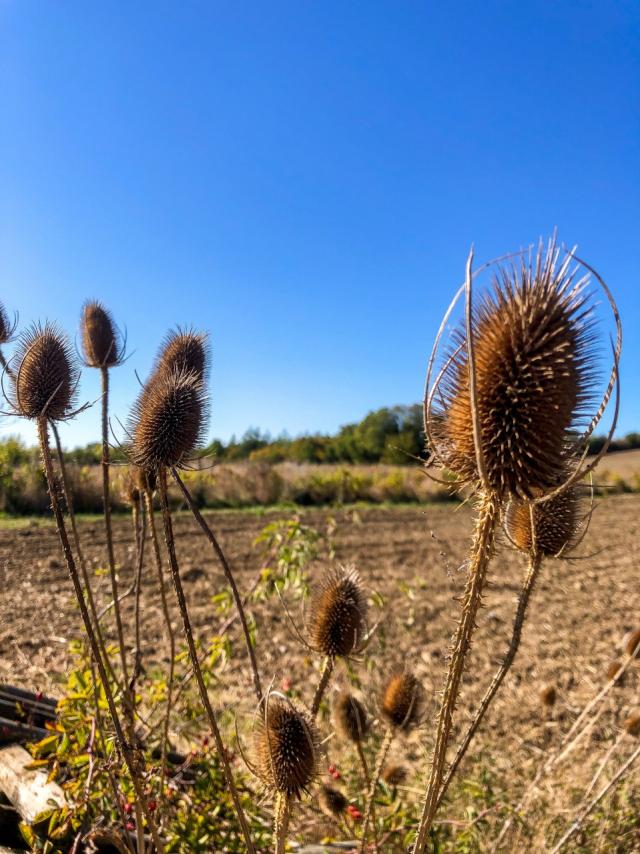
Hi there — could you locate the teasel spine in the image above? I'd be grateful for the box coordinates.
[156,467,256,853]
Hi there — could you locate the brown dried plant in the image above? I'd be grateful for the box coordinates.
[414,237,620,852]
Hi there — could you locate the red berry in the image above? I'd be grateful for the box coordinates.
[281,677,292,692]
[148,799,157,812]
[123,802,133,814]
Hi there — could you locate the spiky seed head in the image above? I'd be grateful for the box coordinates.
[253,695,318,799]
[430,241,597,498]
[81,301,123,368]
[333,691,369,743]
[382,763,407,786]
[131,465,157,494]
[0,301,16,345]
[308,566,367,658]
[381,672,423,731]
[623,713,640,737]
[130,368,206,471]
[606,660,626,685]
[624,628,640,658]
[11,323,78,421]
[539,685,557,707]
[318,785,348,817]
[505,488,581,556]
[154,328,208,381]
[121,477,140,507]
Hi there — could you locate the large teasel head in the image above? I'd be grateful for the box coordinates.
[381,671,424,731]
[10,323,79,421]
[152,327,208,383]
[425,238,618,500]
[129,367,206,472]
[333,691,369,743]
[504,487,584,557]
[80,301,125,368]
[307,565,367,658]
[252,692,319,799]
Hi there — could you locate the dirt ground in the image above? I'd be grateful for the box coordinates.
[1,494,639,850]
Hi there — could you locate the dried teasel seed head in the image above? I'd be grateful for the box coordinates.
[623,713,640,738]
[253,694,318,799]
[154,327,208,382]
[606,660,626,685]
[382,763,408,786]
[430,240,599,498]
[308,566,367,658]
[121,477,140,507]
[333,691,369,743]
[81,301,123,368]
[381,672,424,731]
[11,323,78,421]
[539,685,557,707]
[0,300,17,345]
[130,368,206,471]
[131,465,157,494]
[318,785,348,817]
[624,628,640,658]
[505,488,581,557]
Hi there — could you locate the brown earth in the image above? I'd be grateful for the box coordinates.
[0,495,639,850]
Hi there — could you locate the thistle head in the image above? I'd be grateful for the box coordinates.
[11,323,78,421]
[505,488,582,557]
[129,368,206,471]
[253,693,318,799]
[154,327,208,381]
[0,301,17,345]
[318,785,348,817]
[333,691,369,743]
[624,628,640,658]
[122,466,156,505]
[381,672,424,731]
[81,301,124,368]
[606,660,626,686]
[623,713,640,738]
[382,763,407,786]
[539,684,557,708]
[428,240,601,499]
[307,565,367,658]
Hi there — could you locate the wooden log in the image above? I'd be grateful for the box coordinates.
[0,744,64,824]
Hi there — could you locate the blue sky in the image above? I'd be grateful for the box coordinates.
[1,1,638,449]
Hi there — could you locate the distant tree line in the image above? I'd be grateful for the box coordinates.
[1,407,638,467]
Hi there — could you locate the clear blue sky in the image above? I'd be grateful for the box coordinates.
[1,1,638,449]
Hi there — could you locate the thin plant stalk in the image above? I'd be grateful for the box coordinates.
[143,487,176,808]
[100,366,130,690]
[413,494,499,852]
[130,494,146,708]
[274,791,290,854]
[359,727,393,854]
[50,421,119,689]
[550,742,640,854]
[355,742,379,853]
[37,416,164,854]
[157,468,256,854]
[435,550,543,810]
[171,467,263,703]
[310,657,334,717]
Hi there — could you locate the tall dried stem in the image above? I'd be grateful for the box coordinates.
[274,791,290,854]
[171,467,263,703]
[435,550,542,810]
[359,727,393,854]
[37,416,164,853]
[157,469,256,853]
[413,494,499,852]
[310,657,334,718]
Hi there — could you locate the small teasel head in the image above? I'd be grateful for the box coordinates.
[505,487,582,557]
[0,300,18,345]
[382,763,408,786]
[318,785,348,817]
[307,565,367,658]
[427,239,602,499]
[80,301,124,368]
[539,684,557,708]
[381,671,424,731]
[624,627,640,658]
[253,692,319,799]
[154,327,208,382]
[623,713,640,738]
[606,659,626,686]
[333,691,369,743]
[11,323,79,421]
[129,368,206,472]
